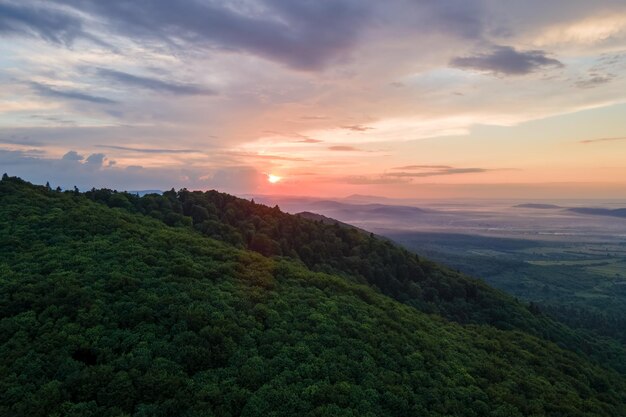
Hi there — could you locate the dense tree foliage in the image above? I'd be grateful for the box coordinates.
[84,185,626,373]
[2,176,626,416]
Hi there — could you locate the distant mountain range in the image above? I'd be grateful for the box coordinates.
[515,203,626,218]
[251,196,431,224]
[568,207,626,218]
[514,203,562,209]
[308,200,428,216]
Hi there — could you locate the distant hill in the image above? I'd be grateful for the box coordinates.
[342,193,392,203]
[296,211,365,231]
[2,175,626,416]
[514,203,562,209]
[306,200,428,220]
[515,204,626,218]
[568,207,626,218]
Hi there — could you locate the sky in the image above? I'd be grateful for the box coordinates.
[1,0,625,198]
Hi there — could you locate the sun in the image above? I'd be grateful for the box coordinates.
[267,174,282,184]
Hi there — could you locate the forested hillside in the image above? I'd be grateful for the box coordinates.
[2,176,626,416]
[84,183,626,373]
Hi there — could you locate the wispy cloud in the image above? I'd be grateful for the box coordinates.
[297,138,324,144]
[386,167,490,178]
[393,165,452,170]
[339,175,410,185]
[341,125,374,132]
[287,133,323,144]
[224,151,309,162]
[262,130,323,144]
[29,115,76,125]
[95,145,199,154]
[451,45,563,75]
[0,2,86,45]
[328,145,365,151]
[30,82,116,104]
[575,74,616,89]
[95,68,217,96]
[580,136,626,144]
[0,136,44,147]
[300,115,330,120]
[45,0,374,71]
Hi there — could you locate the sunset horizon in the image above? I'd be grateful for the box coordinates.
[2,1,625,199]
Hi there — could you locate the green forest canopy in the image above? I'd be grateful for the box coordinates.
[1,175,625,417]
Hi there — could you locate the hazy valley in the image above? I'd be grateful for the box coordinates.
[255,195,626,342]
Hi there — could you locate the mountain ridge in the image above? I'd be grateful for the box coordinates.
[1,175,626,416]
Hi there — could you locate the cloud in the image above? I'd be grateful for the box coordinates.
[328,145,363,151]
[46,0,374,71]
[7,0,492,72]
[580,136,626,144]
[95,145,199,154]
[341,125,374,132]
[393,165,452,170]
[300,115,330,120]
[29,115,76,126]
[61,150,83,161]
[3,0,625,196]
[339,175,410,185]
[263,131,323,143]
[30,82,116,104]
[575,74,616,89]
[451,45,563,75]
[0,136,44,147]
[0,149,265,193]
[296,138,324,144]
[385,167,490,178]
[85,153,105,166]
[224,151,309,162]
[95,68,216,96]
[0,149,43,166]
[0,2,85,45]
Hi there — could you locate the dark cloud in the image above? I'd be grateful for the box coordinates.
[95,68,217,96]
[85,153,106,166]
[27,0,489,71]
[0,149,264,193]
[341,125,374,132]
[451,45,563,75]
[580,137,626,144]
[61,150,84,161]
[0,2,85,45]
[0,149,43,166]
[30,82,116,104]
[95,145,199,154]
[386,167,489,177]
[47,0,371,70]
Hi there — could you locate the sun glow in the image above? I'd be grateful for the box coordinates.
[267,174,282,184]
